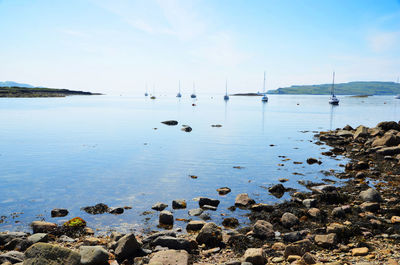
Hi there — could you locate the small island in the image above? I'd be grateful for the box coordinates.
[0,86,100,98]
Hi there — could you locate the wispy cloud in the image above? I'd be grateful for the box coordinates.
[367,30,400,52]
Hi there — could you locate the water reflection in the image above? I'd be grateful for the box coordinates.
[329,104,338,130]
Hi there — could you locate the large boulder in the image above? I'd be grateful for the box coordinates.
[23,243,81,265]
[114,233,141,261]
[234,193,255,207]
[371,134,400,147]
[359,188,382,202]
[80,246,109,265]
[149,250,189,265]
[196,222,222,247]
[30,221,57,234]
[377,121,400,132]
[376,146,400,156]
[353,126,368,139]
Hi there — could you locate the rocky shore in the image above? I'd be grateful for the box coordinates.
[2,120,400,264]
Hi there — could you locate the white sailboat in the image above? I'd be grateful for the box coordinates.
[329,71,339,105]
[176,80,182,98]
[190,81,197,98]
[261,71,268,102]
[150,84,156,99]
[144,83,148,97]
[224,79,229,100]
[395,77,400,99]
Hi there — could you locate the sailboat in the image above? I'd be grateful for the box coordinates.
[144,84,148,97]
[176,81,182,98]
[190,82,197,98]
[150,84,156,99]
[329,71,339,105]
[395,77,400,99]
[224,79,229,100]
[261,71,268,102]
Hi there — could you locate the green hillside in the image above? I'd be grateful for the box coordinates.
[267,81,400,95]
[0,86,100,97]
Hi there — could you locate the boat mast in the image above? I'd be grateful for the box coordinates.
[331,71,335,96]
[263,71,266,94]
[225,79,228,95]
[193,81,195,94]
[179,80,181,93]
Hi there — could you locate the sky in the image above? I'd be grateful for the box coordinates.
[0,0,400,95]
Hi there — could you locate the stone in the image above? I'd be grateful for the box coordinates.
[359,188,382,202]
[0,232,27,245]
[307,208,321,218]
[51,208,69,218]
[271,257,285,263]
[243,248,265,265]
[58,235,75,243]
[377,146,400,156]
[331,206,345,218]
[188,208,203,216]
[360,202,380,212]
[108,207,124,214]
[81,203,109,214]
[372,134,400,147]
[83,237,103,246]
[161,120,178,126]
[303,199,317,209]
[114,233,141,261]
[353,126,368,139]
[27,233,48,244]
[306,158,320,165]
[326,223,349,236]
[268,184,286,197]
[172,200,187,209]
[196,222,222,247]
[181,125,192,132]
[30,221,57,234]
[252,220,274,239]
[281,212,299,228]
[186,220,205,231]
[271,242,286,251]
[282,230,308,242]
[351,247,369,256]
[0,251,24,264]
[152,202,168,211]
[336,130,353,137]
[234,193,255,207]
[199,197,220,207]
[24,243,81,265]
[310,184,336,194]
[150,236,191,251]
[80,246,109,265]
[314,233,337,248]
[287,255,301,262]
[149,250,189,265]
[250,203,274,212]
[377,121,400,131]
[217,187,231,195]
[142,231,176,245]
[159,210,174,226]
[302,252,316,264]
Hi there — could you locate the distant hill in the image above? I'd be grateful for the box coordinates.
[267,81,400,95]
[0,81,35,88]
[0,86,100,98]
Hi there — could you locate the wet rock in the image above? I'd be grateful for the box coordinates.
[150,236,191,251]
[281,212,299,228]
[24,243,81,265]
[359,188,382,202]
[186,221,205,232]
[202,205,217,211]
[181,125,192,132]
[222,218,239,228]
[250,203,274,212]
[234,193,255,207]
[303,199,317,209]
[252,220,274,239]
[310,184,336,194]
[27,233,48,244]
[243,248,265,265]
[152,202,168,211]
[159,210,174,226]
[51,208,69,218]
[149,249,189,265]
[115,233,141,261]
[31,221,57,234]
[82,203,109,214]
[199,212,211,221]
[83,237,102,246]
[142,231,176,245]
[0,251,24,264]
[314,233,337,248]
[199,197,220,208]
[196,222,222,247]
[161,120,178,126]
[306,158,321,165]
[108,207,124,214]
[188,208,203,216]
[326,223,350,237]
[269,184,286,197]
[172,200,187,209]
[217,187,231,195]
[360,202,380,212]
[351,247,369,256]
[353,126,368,139]
[80,246,109,265]
[377,121,400,131]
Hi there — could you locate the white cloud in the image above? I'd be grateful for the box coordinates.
[368,31,400,52]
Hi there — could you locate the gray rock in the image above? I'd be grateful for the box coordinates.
[114,233,141,261]
[199,197,220,207]
[360,188,382,202]
[108,207,124,214]
[152,202,168,211]
[199,212,211,221]
[234,193,255,207]
[24,243,81,265]
[310,184,336,193]
[377,121,400,131]
[252,220,274,239]
[58,235,75,243]
[281,212,299,228]
[0,251,24,263]
[196,222,222,247]
[27,233,48,244]
[188,208,203,216]
[149,249,189,265]
[80,246,109,265]
[150,236,191,251]
[4,238,30,251]
[282,230,309,243]
[0,232,27,246]
[51,208,69,218]
[243,248,265,265]
[172,200,187,209]
[159,210,174,226]
[143,231,176,245]
[332,206,346,218]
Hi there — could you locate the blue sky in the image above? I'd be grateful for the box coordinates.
[0,0,399,95]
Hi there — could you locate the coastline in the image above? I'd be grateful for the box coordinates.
[1,121,400,264]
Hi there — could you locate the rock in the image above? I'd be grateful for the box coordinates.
[186,221,205,232]
[83,237,103,246]
[391,216,400,223]
[152,202,168,211]
[24,243,81,265]
[217,187,231,195]
[271,257,285,263]
[372,134,400,147]
[30,221,57,234]
[307,208,321,218]
[310,184,336,194]
[201,205,217,211]
[351,247,369,256]
[302,252,316,264]
[250,203,274,212]
[281,212,299,228]
[80,246,109,265]
[354,161,369,170]
[0,232,27,246]
[58,235,75,243]
[337,130,353,137]
[282,230,309,242]
[377,121,400,131]
[359,188,382,202]
[108,207,124,214]
[199,212,211,221]
[287,255,301,262]
[172,200,187,209]
[149,250,189,265]
[268,184,286,197]
[243,248,265,265]
[234,193,255,207]
[353,126,368,139]
[114,233,141,261]
[63,217,86,227]
[142,231,176,245]
[314,233,337,248]
[181,126,192,132]
[252,220,274,239]
[27,233,48,244]
[150,236,191,251]
[188,208,203,216]
[0,251,24,264]
[331,207,345,218]
[302,199,317,209]
[343,125,353,131]
[81,203,109,214]
[51,208,69,218]
[377,146,400,156]
[360,202,380,212]
[222,217,239,228]
[196,222,222,247]
[306,158,321,165]
[271,242,286,251]
[199,197,220,208]
[161,120,178,126]
[159,210,174,226]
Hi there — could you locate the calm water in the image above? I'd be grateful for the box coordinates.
[0,94,399,234]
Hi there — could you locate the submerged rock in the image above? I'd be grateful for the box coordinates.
[188,208,203,216]
[152,202,168,211]
[81,203,109,215]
